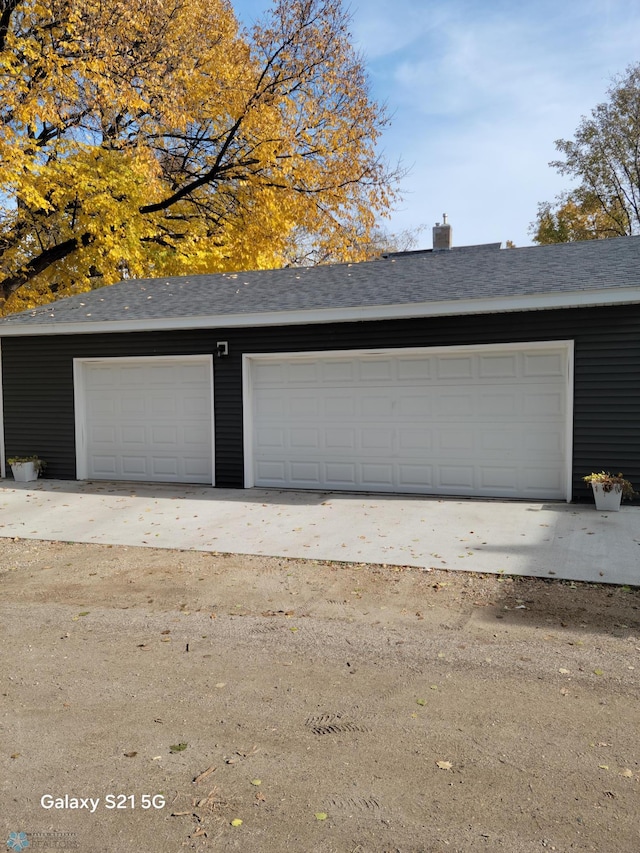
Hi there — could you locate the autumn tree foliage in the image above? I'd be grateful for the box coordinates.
[531,63,640,244]
[0,0,399,312]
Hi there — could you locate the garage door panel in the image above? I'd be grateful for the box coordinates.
[183,457,211,478]
[522,466,564,492]
[362,428,394,450]
[322,361,354,382]
[398,358,432,380]
[121,425,146,445]
[524,352,564,376]
[480,428,518,452]
[121,395,146,416]
[326,428,355,449]
[290,428,320,448]
[91,425,117,444]
[291,461,321,483]
[254,362,286,383]
[438,465,475,489]
[151,457,179,477]
[290,362,318,382]
[87,394,116,417]
[439,428,474,451]
[478,354,518,378]
[524,430,563,452]
[249,346,569,499]
[436,356,474,380]
[254,391,286,418]
[181,363,211,383]
[398,464,433,487]
[361,462,394,486]
[361,395,393,417]
[398,392,433,416]
[326,462,357,484]
[183,425,213,447]
[360,360,393,381]
[523,392,564,417]
[81,358,213,484]
[479,467,519,490]
[122,456,147,476]
[326,396,356,416]
[436,391,474,417]
[256,427,285,449]
[399,428,431,450]
[478,393,518,417]
[92,455,117,476]
[150,395,177,417]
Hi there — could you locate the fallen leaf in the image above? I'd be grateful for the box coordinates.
[593,669,604,676]
[230,819,243,827]
[620,769,634,778]
[598,764,609,770]
[436,761,453,770]
[416,698,427,706]
[170,742,188,753]
[123,751,137,758]
[251,779,262,786]
[559,668,571,674]
[10,753,20,759]
[314,812,328,821]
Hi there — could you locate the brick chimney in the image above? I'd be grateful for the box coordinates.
[432,213,452,251]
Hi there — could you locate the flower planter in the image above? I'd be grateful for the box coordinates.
[10,461,39,482]
[591,483,623,512]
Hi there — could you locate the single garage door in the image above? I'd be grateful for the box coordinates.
[246,344,570,499]
[76,356,213,483]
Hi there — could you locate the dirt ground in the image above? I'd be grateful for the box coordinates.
[1,539,639,853]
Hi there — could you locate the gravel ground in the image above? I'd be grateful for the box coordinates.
[1,538,639,853]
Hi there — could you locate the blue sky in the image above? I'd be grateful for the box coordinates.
[232,0,640,248]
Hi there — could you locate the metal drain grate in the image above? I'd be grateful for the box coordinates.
[304,712,370,735]
[327,796,381,811]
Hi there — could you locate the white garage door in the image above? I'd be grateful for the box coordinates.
[76,357,213,483]
[247,344,570,499]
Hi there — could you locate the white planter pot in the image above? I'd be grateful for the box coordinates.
[11,461,39,482]
[591,483,623,511]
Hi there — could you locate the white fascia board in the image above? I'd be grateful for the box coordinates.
[0,286,639,337]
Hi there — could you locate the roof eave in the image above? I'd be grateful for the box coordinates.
[0,286,638,337]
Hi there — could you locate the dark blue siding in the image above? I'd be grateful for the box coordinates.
[2,304,639,500]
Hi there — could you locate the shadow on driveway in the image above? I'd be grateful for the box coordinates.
[0,479,638,586]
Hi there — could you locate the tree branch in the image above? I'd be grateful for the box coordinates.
[0,232,94,301]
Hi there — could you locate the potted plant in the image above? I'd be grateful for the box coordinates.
[7,455,46,482]
[583,471,635,511]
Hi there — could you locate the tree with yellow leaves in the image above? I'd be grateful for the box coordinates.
[0,0,399,312]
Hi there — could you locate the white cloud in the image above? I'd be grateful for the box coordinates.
[229,0,640,247]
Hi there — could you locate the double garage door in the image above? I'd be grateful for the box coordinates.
[247,344,570,500]
[75,344,570,499]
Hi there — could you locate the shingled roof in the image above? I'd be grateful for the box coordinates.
[1,235,639,335]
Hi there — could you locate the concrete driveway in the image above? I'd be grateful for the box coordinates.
[0,479,638,585]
